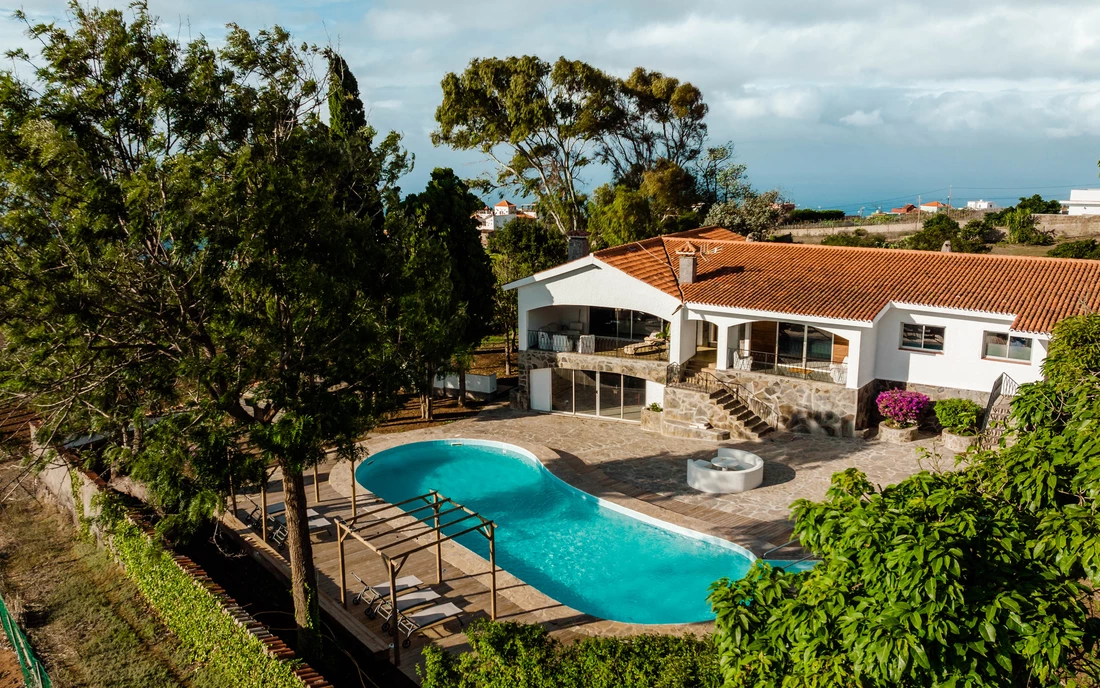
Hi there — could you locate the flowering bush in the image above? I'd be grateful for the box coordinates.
[876,389,930,428]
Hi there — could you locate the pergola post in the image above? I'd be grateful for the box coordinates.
[338,522,347,609]
[488,521,497,620]
[313,463,321,502]
[433,492,442,585]
[388,558,400,666]
[260,478,269,543]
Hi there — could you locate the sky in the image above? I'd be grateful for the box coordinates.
[4,0,1100,211]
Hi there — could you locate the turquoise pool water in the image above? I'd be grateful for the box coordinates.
[355,439,755,624]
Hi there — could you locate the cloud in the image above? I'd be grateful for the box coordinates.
[840,109,883,127]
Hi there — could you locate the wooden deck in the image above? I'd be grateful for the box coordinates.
[225,461,574,683]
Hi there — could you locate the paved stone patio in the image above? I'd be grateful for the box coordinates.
[357,405,955,556]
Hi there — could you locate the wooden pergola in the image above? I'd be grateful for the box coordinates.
[334,491,496,666]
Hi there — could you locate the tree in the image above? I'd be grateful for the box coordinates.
[1004,207,1054,245]
[820,228,888,248]
[0,5,410,653]
[1048,239,1100,259]
[396,169,495,417]
[1013,193,1063,215]
[433,56,617,237]
[900,214,988,253]
[709,314,1100,687]
[596,68,709,188]
[693,141,746,207]
[586,184,660,250]
[704,188,787,241]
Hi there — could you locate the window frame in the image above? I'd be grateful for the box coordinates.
[981,331,1033,364]
[899,323,946,353]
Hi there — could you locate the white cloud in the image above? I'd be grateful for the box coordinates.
[840,109,883,127]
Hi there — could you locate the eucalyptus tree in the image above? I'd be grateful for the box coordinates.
[0,3,409,652]
[433,56,618,237]
[596,67,709,189]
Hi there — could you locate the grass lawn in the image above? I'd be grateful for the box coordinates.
[0,463,228,688]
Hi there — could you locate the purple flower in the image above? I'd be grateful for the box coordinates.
[876,389,930,427]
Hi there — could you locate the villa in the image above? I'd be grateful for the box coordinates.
[505,227,1100,439]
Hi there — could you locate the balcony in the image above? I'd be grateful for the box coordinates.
[527,330,669,362]
[729,349,848,385]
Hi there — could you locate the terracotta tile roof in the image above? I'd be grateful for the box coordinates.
[495,200,516,207]
[592,228,1100,333]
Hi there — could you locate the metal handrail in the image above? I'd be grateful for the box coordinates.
[666,363,780,429]
[729,348,848,385]
[527,329,669,361]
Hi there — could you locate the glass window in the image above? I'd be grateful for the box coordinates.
[777,322,805,362]
[551,368,573,413]
[598,372,623,418]
[983,332,1032,362]
[621,376,646,421]
[806,326,833,361]
[901,324,945,352]
[575,370,598,415]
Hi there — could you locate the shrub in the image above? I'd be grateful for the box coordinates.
[786,208,846,224]
[934,398,982,435]
[1004,207,1054,245]
[876,389,930,427]
[820,228,887,248]
[648,402,663,412]
[420,620,720,688]
[1048,239,1100,260]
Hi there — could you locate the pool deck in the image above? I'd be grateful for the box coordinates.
[225,404,950,683]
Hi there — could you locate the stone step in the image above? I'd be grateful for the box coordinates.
[660,417,731,441]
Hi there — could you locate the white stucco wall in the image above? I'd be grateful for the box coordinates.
[873,304,1045,393]
[516,259,682,351]
[645,380,665,407]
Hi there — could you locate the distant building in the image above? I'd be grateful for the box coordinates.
[890,204,917,215]
[473,200,538,245]
[919,201,949,213]
[1061,189,1100,216]
[966,199,999,210]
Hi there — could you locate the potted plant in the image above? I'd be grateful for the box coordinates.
[934,398,982,452]
[876,389,930,443]
[640,402,663,433]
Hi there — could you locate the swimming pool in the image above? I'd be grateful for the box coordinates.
[354,439,754,624]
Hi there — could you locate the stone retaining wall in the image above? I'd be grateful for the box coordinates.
[517,349,668,402]
[713,369,860,437]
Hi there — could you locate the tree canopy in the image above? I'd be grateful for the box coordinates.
[433,56,617,237]
[0,3,414,652]
[898,214,989,253]
[709,313,1100,686]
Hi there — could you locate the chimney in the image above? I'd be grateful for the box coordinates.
[567,231,590,261]
[941,240,952,253]
[678,251,697,285]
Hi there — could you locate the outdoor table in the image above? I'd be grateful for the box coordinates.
[711,456,750,472]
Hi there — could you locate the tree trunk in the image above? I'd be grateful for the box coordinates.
[457,358,467,408]
[504,329,513,377]
[421,362,435,421]
[281,464,321,656]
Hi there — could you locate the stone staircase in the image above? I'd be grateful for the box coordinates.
[663,358,776,442]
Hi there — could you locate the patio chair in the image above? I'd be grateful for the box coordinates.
[388,602,464,648]
[374,588,442,621]
[350,572,423,609]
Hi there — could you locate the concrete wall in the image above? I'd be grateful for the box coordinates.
[786,214,1100,241]
[873,305,1045,394]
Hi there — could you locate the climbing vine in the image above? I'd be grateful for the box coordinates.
[98,504,303,688]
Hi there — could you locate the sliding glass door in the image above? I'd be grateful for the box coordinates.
[543,369,646,421]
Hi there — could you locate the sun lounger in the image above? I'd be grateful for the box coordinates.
[387,602,464,648]
[350,573,423,609]
[372,588,441,621]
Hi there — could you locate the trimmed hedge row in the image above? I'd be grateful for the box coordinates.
[420,619,720,688]
[104,510,304,688]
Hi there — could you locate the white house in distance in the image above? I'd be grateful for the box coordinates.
[473,200,538,245]
[919,200,949,213]
[504,227,1100,439]
[1061,189,1100,215]
[966,199,999,210]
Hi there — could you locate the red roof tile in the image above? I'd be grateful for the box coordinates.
[593,228,1100,333]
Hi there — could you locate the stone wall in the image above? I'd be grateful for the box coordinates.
[857,379,991,431]
[713,369,860,437]
[1032,213,1100,238]
[516,349,668,401]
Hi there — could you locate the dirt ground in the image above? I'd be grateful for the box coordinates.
[0,644,21,688]
[0,462,216,688]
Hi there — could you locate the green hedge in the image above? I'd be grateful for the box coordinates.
[420,619,720,688]
[104,512,303,688]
